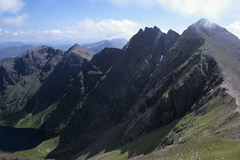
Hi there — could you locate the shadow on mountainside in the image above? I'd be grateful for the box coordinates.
[46,119,179,160]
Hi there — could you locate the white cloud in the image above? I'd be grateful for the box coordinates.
[41,30,62,35]
[0,19,140,42]
[226,21,240,38]
[64,18,140,40]
[105,0,238,19]
[108,0,154,7]
[0,0,25,14]
[158,0,234,19]
[1,14,28,27]
[0,0,27,27]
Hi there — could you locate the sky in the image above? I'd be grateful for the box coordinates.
[0,0,240,44]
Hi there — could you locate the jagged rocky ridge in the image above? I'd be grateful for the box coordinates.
[0,19,239,160]
[0,46,64,109]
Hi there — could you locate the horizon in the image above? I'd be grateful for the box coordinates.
[0,37,128,46]
[0,0,240,44]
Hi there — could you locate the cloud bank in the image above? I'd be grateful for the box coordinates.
[106,0,238,19]
[65,19,139,39]
[226,21,240,39]
[0,0,25,14]
[1,14,28,27]
[0,0,27,27]
[0,19,140,43]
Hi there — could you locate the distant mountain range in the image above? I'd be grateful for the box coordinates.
[0,38,127,60]
[0,42,34,60]
[55,38,127,52]
[82,38,128,53]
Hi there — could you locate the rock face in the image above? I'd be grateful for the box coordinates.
[24,44,96,113]
[191,18,240,111]
[41,47,121,136]
[0,19,240,160]
[13,46,62,76]
[123,54,222,142]
[0,46,64,109]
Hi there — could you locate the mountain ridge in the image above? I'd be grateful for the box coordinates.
[0,19,239,160]
[190,18,240,111]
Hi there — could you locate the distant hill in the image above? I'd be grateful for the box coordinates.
[55,38,128,52]
[82,38,128,53]
[0,42,34,60]
[0,39,127,60]
[0,42,27,47]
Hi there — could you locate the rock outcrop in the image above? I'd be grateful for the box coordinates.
[0,46,64,109]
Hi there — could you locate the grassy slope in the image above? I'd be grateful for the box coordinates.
[93,122,177,160]
[16,103,58,128]
[0,73,42,126]
[89,91,240,160]
[0,91,238,160]
[136,92,240,160]
[0,100,57,128]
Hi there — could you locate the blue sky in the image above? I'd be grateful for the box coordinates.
[0,0,240,44]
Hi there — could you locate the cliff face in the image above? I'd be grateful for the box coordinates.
[50,21,239,159]
[123,54,222,142]
[0,46,64,109]
[24,44,94,113]
[41,47,121,136]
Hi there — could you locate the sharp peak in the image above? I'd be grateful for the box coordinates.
[167,29,179,35]
[72,43,81,48]
[193,18,218,29]
[198,18,211,23]
[67,43,84,52]
[145,26,161,32]
[138,26,162,33]
[66,43,93,55]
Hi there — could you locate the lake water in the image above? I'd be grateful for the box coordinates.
[0,126,46,152]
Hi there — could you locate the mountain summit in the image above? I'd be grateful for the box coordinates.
[0,19,240,159]
[194,18,218,28]
[66,44,95,60]
[188,18,240,110]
